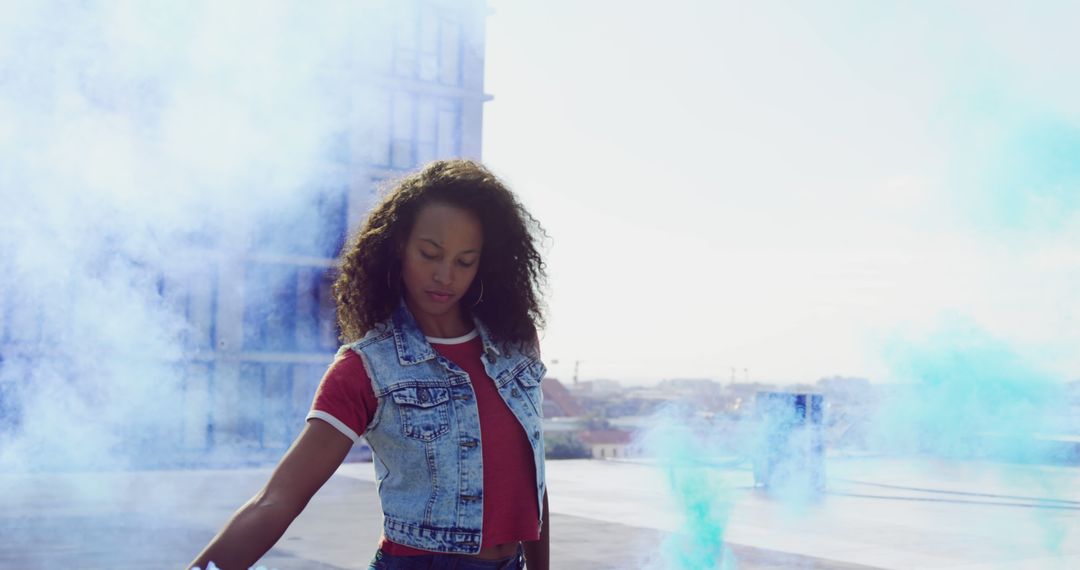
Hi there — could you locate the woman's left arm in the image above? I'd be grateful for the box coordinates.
[522,490,549,569]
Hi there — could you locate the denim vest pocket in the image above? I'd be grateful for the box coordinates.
[513,360,546,417]
[390,386,452,441]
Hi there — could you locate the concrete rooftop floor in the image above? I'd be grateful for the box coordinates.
[0,457,1076,569]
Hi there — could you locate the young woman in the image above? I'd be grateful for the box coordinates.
[189,160,550,570]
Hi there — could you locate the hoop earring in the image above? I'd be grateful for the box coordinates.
[472,279,484,307]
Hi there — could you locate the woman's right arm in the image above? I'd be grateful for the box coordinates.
[187,419,354,570]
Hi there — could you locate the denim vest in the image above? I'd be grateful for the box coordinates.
[338,300,547,554]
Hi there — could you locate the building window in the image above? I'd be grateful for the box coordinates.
[295,267,338,353]
[368,90,392,166]
[295,363,328,412]
[0,374,23,433]
[393,2,464,86]
[391,92,416,169]
[436,99,461,157]
[393,1,419,78]
[0,294,8,345]
[418,7,438,82]
[438,16,462,86]
[417,98,437,165]
[382,93,461,170]
[250,187,348,259]
[237,362,268,447]
[163,268,217,352]
[181,362,213,450]
[244,263,298,352]
[312,188,349,259]
[238,362,316,450]
[243,263,338,353]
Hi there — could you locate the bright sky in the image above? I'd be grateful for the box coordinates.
[481,1,1080,385]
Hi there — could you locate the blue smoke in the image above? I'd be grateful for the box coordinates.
[0,1,383,471]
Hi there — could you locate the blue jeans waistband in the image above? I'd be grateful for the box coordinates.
[368,542,524,570]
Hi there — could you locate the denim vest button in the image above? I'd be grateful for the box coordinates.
[486,353,496,364]
[512,388,521,397]
[533,430,540,439]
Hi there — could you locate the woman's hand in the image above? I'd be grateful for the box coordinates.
[187,419,354,570]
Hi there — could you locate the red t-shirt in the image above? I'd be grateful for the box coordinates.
[307,332,541,555]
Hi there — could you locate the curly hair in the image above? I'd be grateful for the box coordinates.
[333,159,547,348]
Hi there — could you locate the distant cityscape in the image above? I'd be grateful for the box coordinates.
[518,375,1080,463]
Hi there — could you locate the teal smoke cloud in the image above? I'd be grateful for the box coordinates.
[872,316,1070,463]
[640,405,739,570]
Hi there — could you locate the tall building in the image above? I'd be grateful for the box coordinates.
[0,0,493,465]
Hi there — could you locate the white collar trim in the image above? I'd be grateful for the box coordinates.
[425,329,478,345]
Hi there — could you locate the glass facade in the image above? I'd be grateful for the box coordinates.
[242,263,337,354]
[250,187,349,259]
[380,92,462,170]
[181,362,214,450]
[163,268,217,353]
[393,2,464,86]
